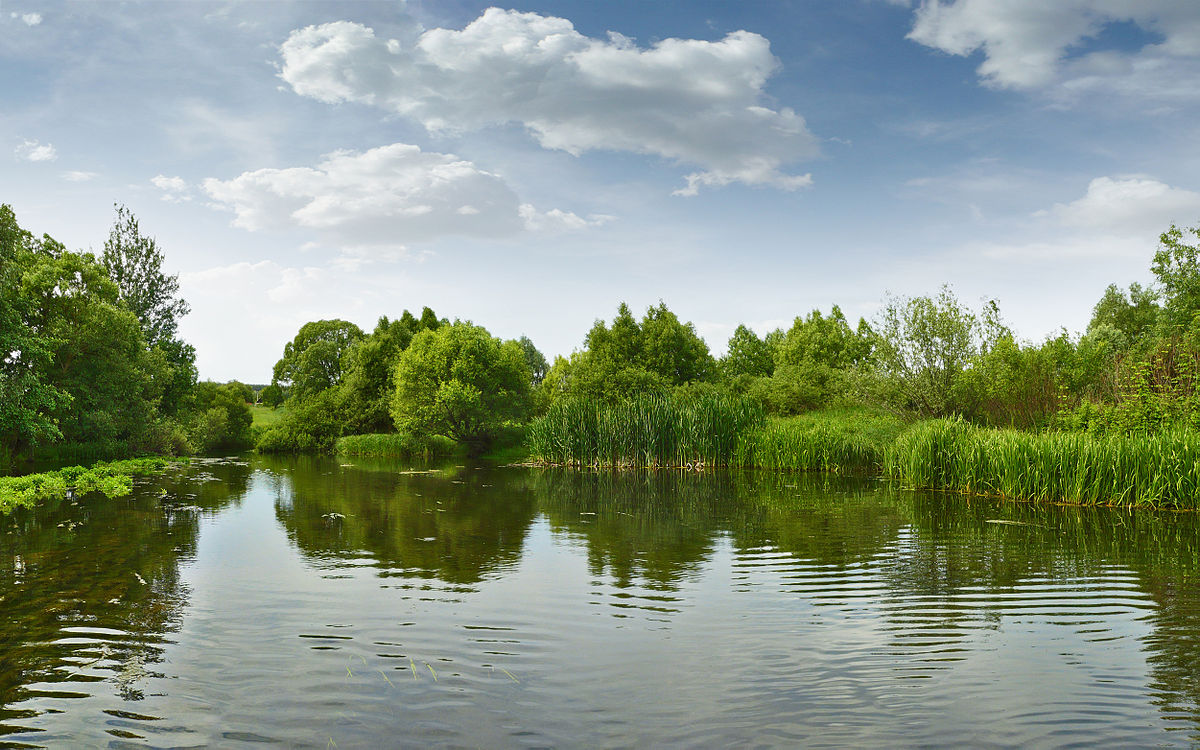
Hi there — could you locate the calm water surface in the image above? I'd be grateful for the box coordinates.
[1,456,1199,748]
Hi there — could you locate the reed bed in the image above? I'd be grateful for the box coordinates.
[735,409,906,474]
[334,433,457,459]
[526,393,765,468]
[885,418,1200,509]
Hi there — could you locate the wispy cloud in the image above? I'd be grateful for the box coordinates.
[14,139,56,162]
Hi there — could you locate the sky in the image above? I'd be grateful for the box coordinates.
[4,1,1200,383]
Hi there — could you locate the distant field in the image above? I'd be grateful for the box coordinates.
[250,404,287,429]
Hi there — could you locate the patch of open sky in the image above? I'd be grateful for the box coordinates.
[1064,19,1166,60]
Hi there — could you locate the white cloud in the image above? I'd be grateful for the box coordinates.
[1041,176,1200,238]
[907,1,1200,101]
[519,204,614,233]
[63,170,97,182]
[11,12,41,26]
[203,143,528,247]
[14,139,56,162]
[278,9,819,194]
[151,174,191,202]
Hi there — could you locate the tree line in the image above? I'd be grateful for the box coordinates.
[0,204,251,470]
[258,221,1200,454]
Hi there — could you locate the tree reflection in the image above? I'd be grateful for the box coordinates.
[265,456,538,585]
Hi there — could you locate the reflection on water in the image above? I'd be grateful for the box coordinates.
[0,456,1197,747]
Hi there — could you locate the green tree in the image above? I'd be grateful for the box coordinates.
[260,383,285,408]
[271,319,365,401]
[188,381,253,451]
[1088,282,1159,348]
[102,205,190,347]
[0,205,69,458]
[1152,223,1200,331]
[391,322,531,449]
[869,285,1007,418]
[518,335,549,386]
[721,324,775,379]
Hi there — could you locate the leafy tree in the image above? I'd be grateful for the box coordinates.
[0,205,69,457]
[1088,282,1159,348]
[188,381,253,451]
[20,237,158,449]
[102,205,190,347]
[260,383,285,408]
[553,302,715,402]
[271,319,364,401]
[869,285,1007,418]
[391,322,531,448]
[721,324,775,379]
[340,310,445,434]
[1152,223,1200,330]
[518,335,549,386]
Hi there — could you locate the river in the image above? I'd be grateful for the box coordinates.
[1,455,1198,747]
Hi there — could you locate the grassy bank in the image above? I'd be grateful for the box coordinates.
[0,457,179,514]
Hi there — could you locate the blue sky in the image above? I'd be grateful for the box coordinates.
[4,1,1200,382]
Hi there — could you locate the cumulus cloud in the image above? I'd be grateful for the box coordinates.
[10,12,41,26]
[278,9,818,194]
[1041,176,1200,237]
[907,1,1200,101]
[14,139,56,162]
[151,174,191,202]
[203,142,535,246]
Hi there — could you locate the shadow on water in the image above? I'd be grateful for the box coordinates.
[0,458,250,744]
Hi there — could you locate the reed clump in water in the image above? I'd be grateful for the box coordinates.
[334,433,457,459]
[526,393,764,468]
[884,417,1200,509]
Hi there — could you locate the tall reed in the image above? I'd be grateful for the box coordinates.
[885,417,1200,509]
[526,393,764,468]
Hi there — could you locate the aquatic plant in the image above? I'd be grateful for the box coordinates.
[526,393,764,468]
[0,457,177,514]
[334,432,457,459]
[884,418,1200,508]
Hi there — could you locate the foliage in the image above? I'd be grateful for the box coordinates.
[549,302,716,403]
[884,417,1200,508]
[187,381,254,452]
[259,383,285,408]
[1152,223,1200,331]
[102,205,191,347]
[0,457,175,514]
[256,388,352,453]
[720,324,775,380]
[867,285,1007,418]
[526,392,764,468]
[337,310,443,435]
[0,205,69,461]
[391,322,532,449]
[1087,282,1159,349]
[334,432,457,459]
[271,319,364,402]
[518,335,549,386]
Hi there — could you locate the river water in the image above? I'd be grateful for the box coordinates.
[1,455,1198,748]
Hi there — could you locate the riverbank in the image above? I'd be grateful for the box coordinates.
[525,399,1200,510]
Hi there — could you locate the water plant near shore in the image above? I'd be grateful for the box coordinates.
[526,393,764,468]
[0,458,177,514]
[885,418,1200,509]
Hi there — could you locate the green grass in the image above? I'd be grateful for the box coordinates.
[526,393,765,468]
[0,457,180,514]
[250,404,288,429]
[334,432,457,459]
[884,417,1200,509]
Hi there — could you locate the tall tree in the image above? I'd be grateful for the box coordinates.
[272,319,365,401]
[102,205,190,347]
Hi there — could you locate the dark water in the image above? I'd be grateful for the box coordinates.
[1,456,1199,748]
